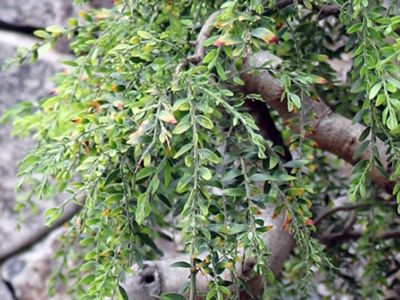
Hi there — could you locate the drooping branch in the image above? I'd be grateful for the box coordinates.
[240,51,395,194]
[123,8,395,299]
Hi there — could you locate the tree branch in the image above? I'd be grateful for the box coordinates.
[313,203,370,227]
[245,99,292,162]
[175,10,222,77]
[313,201,397,227]
[317,229,400,244]
[240,51,395,194]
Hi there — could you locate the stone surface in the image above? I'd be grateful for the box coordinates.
[0,280,13,300]
[0,30,75,299]
[1,229,71,300]
[0,0,113,28]
[0,30,73,255]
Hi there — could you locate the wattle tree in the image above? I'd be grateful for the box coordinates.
[3,0,400,299]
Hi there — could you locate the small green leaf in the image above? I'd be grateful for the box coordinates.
[289,93,301,109]
[119,285,129,300]
[286,188,305,197]
[109,207,124,218]
[200,167,212,180]
[173,121,191,134]
[161,293,186,300]
[347,23,362,34]
[174,143,193,159]
[44,207,58,217]
[170,261,191,268]
[387,78,400,89]
[223,188,246,197]
[353,140,370,159]
[40,97,59,109]
[80,261,96,272]
[136,167,155,181]
[136,194,151,225]
[137,30,153,39]
[176,176,192,193]
[199,148,220,164]
[352,109,368,125]
[203,49,218,64]
[197,115,213,129]
[219,285,231,295]
[369,81,382,99]
[33,30,50,39]
[376,94,386,107]
[80,237,95,246]
[79,274,95,285]
[233,76,245,86]
[68,18,78,26]
[249,173,277,181]
[173,99,190,111]
[284,159,308,169]
[78,11,92,22]
[46,25,64,33]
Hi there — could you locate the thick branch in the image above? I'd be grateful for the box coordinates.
[240,51,395,194]
[245,100,292,162]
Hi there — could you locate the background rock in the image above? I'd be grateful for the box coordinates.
[0,28,75,299]
[1,229,71,300]
[0,0,112,28]
[0,280,14,300]
[0,29,73,254]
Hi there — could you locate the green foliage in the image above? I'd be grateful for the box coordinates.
[3,0,400,299]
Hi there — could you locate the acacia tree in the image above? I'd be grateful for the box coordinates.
[3,0,400,299]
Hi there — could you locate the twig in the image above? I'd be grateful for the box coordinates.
[0,202,82,264]
[317,229,400,244]
[174,10,222,78]
[342,211,356,233]
[313,203,369,227]
[313,201,397,227]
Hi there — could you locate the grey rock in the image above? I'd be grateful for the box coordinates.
[0,0,113,28]
[123,263,162,300]
[0,29,72,256]
[0,280,13,300]
[1,229,71,300]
